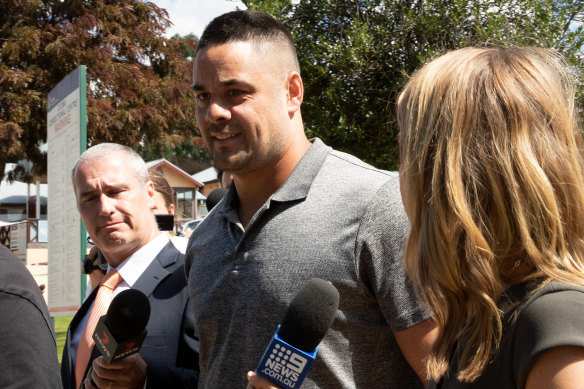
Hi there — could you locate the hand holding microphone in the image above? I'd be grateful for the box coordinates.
[82,289,151,389]
[248,278,339,389]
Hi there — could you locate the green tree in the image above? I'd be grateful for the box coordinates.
[139,32,213,174]
[0,0,200,184]
[244,0,584,169]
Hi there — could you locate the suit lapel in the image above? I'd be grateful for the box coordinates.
[132,241,179,297]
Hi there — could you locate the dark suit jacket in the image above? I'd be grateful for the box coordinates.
[61,241,198,389]
[0,244,62,388]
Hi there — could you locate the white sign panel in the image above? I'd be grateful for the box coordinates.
[47,66,86,316]
[9,222,27,260]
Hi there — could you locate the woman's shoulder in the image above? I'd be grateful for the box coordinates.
[518,281,584,337]
[512,280,584,386]
[528,280,584,301]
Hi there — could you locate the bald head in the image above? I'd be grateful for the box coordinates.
[72,143,148,195]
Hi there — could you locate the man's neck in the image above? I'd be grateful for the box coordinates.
[235,136,311,228]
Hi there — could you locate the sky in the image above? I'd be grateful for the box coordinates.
[150,0,247,38]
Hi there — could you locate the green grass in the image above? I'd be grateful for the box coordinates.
[54,315,73,365]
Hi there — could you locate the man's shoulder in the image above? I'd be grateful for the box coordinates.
[135,241,188,296]
[150,240,187,276]
[315,149,399,200]
[306,138,395,183]
[326,148,396,181]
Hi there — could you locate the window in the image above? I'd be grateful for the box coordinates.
[175,188,194,220]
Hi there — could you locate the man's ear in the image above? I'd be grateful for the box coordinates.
[286,71,303,115]
[145,181,155,207]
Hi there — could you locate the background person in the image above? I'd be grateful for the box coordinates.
[148,170,188,253]
[0,243,62,388]
[82,242,107,297]
[398,47,584,388]
[61,143,198,389]
[187,10,436,388]
[217,169,233,188]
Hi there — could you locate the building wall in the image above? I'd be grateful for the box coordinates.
[202,181,220,197]
[27,262,48,305]
[155,165,196,188]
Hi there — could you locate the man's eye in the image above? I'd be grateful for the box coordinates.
[82,196,97,203]
[228,89,246,97]
[196,93,210,102]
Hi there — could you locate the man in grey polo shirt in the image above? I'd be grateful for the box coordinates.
[186,10,437,388]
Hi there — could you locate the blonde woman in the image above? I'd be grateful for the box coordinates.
[397,47,584,388]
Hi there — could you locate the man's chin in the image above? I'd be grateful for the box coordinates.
[99,233,127,248]
[212,150,251,171]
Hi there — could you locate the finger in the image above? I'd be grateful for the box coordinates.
[91,354,147,386]
[82,377,98,389]
[86,372,110,389]
[246,371,257,389]
[91,357,119,381]
[246,371,282,389]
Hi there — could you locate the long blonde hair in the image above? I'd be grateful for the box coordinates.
[397,47,584,382]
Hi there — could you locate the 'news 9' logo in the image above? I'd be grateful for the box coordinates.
[261,344,307,387]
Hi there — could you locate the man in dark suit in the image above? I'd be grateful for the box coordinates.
[0,243,62,388]
[61,143,198,389]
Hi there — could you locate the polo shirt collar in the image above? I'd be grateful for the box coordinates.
[217,137,331,221]
[271,137,330,202]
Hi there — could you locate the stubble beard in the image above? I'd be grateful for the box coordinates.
[208,123,289,176]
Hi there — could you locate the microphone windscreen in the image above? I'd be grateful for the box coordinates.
[206,188,228,212]
[105,289,151,341]
[278,278,339,353]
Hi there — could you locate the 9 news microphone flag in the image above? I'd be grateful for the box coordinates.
[256,278,339,389]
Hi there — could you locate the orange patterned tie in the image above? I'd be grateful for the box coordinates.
[75,270,123,387]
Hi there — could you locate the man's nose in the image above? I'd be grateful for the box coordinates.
[206,98,231,123]
[98,194,116,215]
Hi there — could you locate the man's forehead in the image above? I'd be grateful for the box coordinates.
[75,156,136,187]
[195,40,262,58]
[193,41,281,86]
[194,42,256,69]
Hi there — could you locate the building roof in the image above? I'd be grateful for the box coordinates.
[0,195,47,206]
[0,164,48,200]
[191,167,218,184]
[146,158,202,187]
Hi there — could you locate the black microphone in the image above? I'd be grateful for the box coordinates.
[80,289,151,388]
[93,288,151,362]
[256,278,339,389]
[206,188,228,212]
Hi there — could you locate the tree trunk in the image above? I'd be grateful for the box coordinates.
[0,161,6,188]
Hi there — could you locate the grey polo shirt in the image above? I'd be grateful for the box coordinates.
[186,138,430,388]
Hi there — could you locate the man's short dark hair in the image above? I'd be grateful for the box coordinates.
[197,10,299,70]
